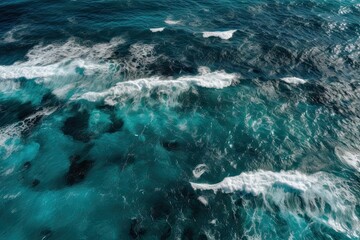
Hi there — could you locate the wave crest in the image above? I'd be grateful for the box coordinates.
[0,37,125,80]
[76,68,239,106]
[202,30,237,40]
[191,170,360,238]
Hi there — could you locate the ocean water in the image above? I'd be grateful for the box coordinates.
[0,0,360,239]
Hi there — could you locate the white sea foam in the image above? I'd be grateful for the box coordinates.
[0,108,56,158]
[0,60,112,80]
[197,66,211,74]
[52,83,76,98]
[191,170,360,237]
[165,19,181,25]
[76,68,239,105]
[193,164,209,178]
[191,170,316,194]
[280,77,307,85]
[0,80,20,93]
[150,27,165,32]
[335,148,360,172]
[2,25,28,43]
[0,39,162,101]
[202,30,237,40]
[120,43,159,79]
[197,196,208,206]
[25,37,124,65]
[0,37,124,80]
[338,6,352,15]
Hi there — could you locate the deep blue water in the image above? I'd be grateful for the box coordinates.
[0,0,360,239]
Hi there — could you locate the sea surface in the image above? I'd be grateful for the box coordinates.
[0,0,360,239]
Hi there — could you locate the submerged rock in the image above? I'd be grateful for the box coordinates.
[162,141,180,151]
[0,100,34,127]
[107,118,124,133]
[23,161,31,170]
[16,101,37,121]
[62,111,91,142]
[70,155,81,163]
[198,234,207,240]
[32,179,40,187]
[40,229,52,239]
[129,218,146,239]
[121,154,136,170]
[150,201,172,220]
[41,92,62,107]
[66,159,94,185]
[182,227,194,240]
[160,225,172,240]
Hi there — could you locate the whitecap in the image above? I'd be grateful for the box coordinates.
[191,170,316,194]
[52,83,76,98]
[25,37,124,66]
[338,6,352,15]
[202,30,237,40]
[0,60,110,80]
[0,108,57,158]
[0,80,20,93]
[335,148,360,172]
[150,27,165,33]
[0,37,125,80]
[197,66,211,74]
[76,67,239,106]
[3,192,21,200]
[165,19,181,25]
[2,25,28,43]
[192,164,209,178]
[197,196,208,206]
[280,77,307,85]
[120,43,159,79]
[190,170,360,238]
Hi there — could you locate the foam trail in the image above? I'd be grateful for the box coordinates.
[0,80,20,93]
[119,43,158,79]
[191,170,316,194]
[24,37,125,65]
[198,66,211,74]
[335,148,360,172]
[0,60,111,80]
[52,83,76,98]
[193,164,209,178]
[0,37,124,80]
[0,108,57,158]
[165,19,181,25]
[280,77,307,85]
[2,25,28,43]
[197,196,208,206]
[77,68,239,105]
[0,65,58,79]
[150,28,165,32]
[191,170,360,238]
[202,30,237,40]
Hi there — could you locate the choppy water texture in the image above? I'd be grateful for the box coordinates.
[0,0,360,239]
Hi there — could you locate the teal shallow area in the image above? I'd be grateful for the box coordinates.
[0,0,360,239]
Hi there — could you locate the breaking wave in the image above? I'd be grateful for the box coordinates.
[76,67,239,106]
[191,170,360,238]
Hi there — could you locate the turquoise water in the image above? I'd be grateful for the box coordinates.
[0,0,360,239]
